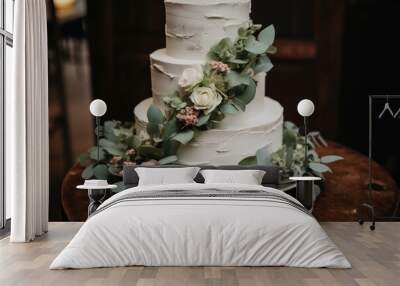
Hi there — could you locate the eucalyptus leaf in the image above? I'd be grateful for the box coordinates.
[309,162,332,174]
[103,121,118,141]
[159,155,178,165]
[100,138,128,152]
[126,135,142,149]
[162,118,179,140]
[214,37,233,51]
[228,58,248,64]
[256,145,272,165]
[163,96,172,104]
[208,38,235,61]
[93,164,109,179]
[113,126,134,139]
[232,97,246,112]
[78,153,91,166]
[196,114,211,127]
[165,96,187,110]
[147,122,161,138]
[238,27,248,38]
[172,130,194,145]
[220,102,239,114]
[320,155,344,164]
[244,36,268,54]
[176,102,187,110]
[283,129,297,148]
[253,55,273,74]
[147,104,165,124]
[103,120,116,129]
[99,138,118,148]
[258,25,275,48]
[82,164,94,179]
[103,146,124,156]
[162,139,180,156]
[89,147,106,161]
[235,78,256,105]
[138,145,163,160]
[284,121,298,131]
[286,147,294,168]
[225,71,250,90]
[239,156,257,166]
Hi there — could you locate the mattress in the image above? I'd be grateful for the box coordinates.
[50,183,350,269]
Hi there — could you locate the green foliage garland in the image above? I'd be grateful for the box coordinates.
[239,122,343,178]
[145,23,277,156]
[78,121,177,192]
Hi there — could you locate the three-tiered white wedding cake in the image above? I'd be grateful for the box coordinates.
[134,0,284,165]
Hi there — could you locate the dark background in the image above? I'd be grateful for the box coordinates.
[47,0,400,220]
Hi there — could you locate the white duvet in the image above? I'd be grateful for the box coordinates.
[50,183,351,269]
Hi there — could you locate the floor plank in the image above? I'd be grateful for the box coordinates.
[0,222,399,286]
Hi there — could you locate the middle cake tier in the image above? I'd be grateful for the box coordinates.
[134,96,283,165]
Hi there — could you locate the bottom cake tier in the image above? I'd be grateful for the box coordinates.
[134,97,283,165]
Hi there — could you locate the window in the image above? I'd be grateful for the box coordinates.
[1,0,14,230]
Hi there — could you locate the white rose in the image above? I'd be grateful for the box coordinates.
[190,87,222,114]
[178,67,203,90]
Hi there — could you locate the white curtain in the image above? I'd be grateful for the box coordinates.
[7,0,49,242]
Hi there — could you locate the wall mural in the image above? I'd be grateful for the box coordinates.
[50,1,400,224]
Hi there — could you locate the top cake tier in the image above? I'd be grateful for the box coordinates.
[165,0,251,60]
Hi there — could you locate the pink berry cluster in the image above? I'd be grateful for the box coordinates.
[125,148,136,157]
[176,106,200,126]
[209,60,230,73]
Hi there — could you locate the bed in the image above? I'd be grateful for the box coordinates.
[50,165,350,269]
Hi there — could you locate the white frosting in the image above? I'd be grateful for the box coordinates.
[165,0,251,60]
[150,49,202,109]
[134,97,283,165]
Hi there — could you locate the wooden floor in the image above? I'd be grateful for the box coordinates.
[0,222,399,286]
